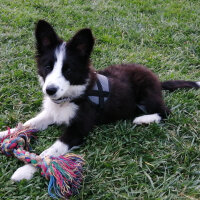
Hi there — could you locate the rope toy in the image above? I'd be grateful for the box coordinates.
[0,124,85,199]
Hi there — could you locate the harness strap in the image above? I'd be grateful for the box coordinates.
[97,78,104,109]
[88,74,110,108]
[88,90,109,97]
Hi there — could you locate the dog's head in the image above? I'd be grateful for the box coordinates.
[35,20,94,103]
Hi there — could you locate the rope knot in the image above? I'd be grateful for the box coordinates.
[0,124,37,156]
[1,136,26,156]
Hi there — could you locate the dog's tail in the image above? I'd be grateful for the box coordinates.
[161,80,200,92]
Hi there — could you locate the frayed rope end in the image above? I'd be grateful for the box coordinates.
[41,154,85,199]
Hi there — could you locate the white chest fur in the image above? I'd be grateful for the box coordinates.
[43,96,78,125]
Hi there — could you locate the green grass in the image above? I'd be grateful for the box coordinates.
[0,0,200,199]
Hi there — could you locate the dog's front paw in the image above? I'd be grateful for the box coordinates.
[40,140,69,158]
[0,130,8,138]
[24,118,38,129]
[40,146,60,158]
[11,164,37,181]
[24,117,49,130]
[0,128,16,138]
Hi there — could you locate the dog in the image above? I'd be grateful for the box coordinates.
[0,20,199,181]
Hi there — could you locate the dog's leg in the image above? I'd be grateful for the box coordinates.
[0,128,16,138]
[10,164,38,181]
[39,140,69,158]
[11,112,95,181]
[133,113,162,124]
[23,110,54,130]
[133,92,170,125]
[11,139,72,181]
[11,110,55,181]
[0,110,53,139]
[40,109,95,158]
[11,140,69,181]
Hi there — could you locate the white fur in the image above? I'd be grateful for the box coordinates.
[43,96,78,125]
[23,96,78,130]
[62,83,88,99]
[0,128,16,138]
[43,42,69,99]
[11,164,37,181]
[40,140,69,158]
[196,82,200,87]
[133,113,161,124]
[24,109,54,130]
[11,140,69,181]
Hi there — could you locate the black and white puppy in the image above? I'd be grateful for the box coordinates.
[0,20,199,181]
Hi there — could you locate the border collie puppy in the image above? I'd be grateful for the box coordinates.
[0,20,199,181]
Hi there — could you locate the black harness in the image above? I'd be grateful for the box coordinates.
[87,73,147,113]
[87,74,110,109]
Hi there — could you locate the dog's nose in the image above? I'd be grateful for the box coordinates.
[46,86,58,96]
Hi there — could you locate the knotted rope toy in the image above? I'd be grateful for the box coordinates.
[0,123,85,199]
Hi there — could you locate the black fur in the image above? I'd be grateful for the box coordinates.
[35,20,199,149]
[35,20,61,55]
[162,80,199,91]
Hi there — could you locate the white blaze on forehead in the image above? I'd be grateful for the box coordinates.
[52,42,66,77]
[43,42,70,96]
[55,42,66,69]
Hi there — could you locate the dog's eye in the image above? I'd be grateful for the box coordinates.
[45,66,53,72]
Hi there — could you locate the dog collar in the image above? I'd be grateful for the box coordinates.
[52,97,73,104]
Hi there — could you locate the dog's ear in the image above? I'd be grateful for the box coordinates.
[67,28,94,57]
[35,20,60,54]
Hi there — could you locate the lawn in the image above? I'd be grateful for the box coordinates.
[0,0,200,199]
